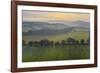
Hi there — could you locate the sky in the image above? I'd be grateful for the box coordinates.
[22,10,90,23]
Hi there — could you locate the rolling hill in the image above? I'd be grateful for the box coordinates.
[22,21,90,36]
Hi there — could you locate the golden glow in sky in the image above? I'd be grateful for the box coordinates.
[23,10,90,23]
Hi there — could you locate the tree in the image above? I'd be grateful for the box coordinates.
[67,37,76,45]
[87,36,90,45]
[40,40,44,47]
[80,39,85,45]
[55,41,60,46]
[49,41,54,47]
[61,40,66,46]
[28,41,33,46]
[33,41,40,47]
[22,40,26,45]
[76,40,79,45]
[44,39,50,47]
[40,39,50,47]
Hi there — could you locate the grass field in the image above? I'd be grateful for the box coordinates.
[22,31,90,62]
[23,31,89,43]
[22,45,90,62]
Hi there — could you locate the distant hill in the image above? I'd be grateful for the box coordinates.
[22,21,90,36]
[22,21,68,32]
[69,21,90,28]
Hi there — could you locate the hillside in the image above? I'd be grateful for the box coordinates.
[22,21,90,36]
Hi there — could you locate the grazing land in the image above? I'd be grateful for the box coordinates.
[22,31,90,62]
[22,45,90,62]
[23,31,89,43]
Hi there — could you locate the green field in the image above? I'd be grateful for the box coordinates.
[22,31,90,62]
[22,45,90,62]
[23,31,89,43]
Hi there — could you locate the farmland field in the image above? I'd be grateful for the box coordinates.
[22,45,90,62]
[23,31,89,43]
[22,31,90,62]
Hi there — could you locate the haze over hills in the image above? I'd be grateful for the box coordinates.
[22,21,90,36]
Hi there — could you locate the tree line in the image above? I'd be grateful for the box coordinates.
[23,37,90,47]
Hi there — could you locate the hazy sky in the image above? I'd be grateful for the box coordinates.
[22,10,90,23]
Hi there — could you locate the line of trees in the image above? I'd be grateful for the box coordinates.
[23,37,90,47]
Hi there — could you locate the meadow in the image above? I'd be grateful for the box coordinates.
[22,45,90,62]
[22,31,90,62]
[23,31,89,43]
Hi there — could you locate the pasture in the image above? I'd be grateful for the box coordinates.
[22,31,90,62]
[23,31,89,43]
[22,45,90,62]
